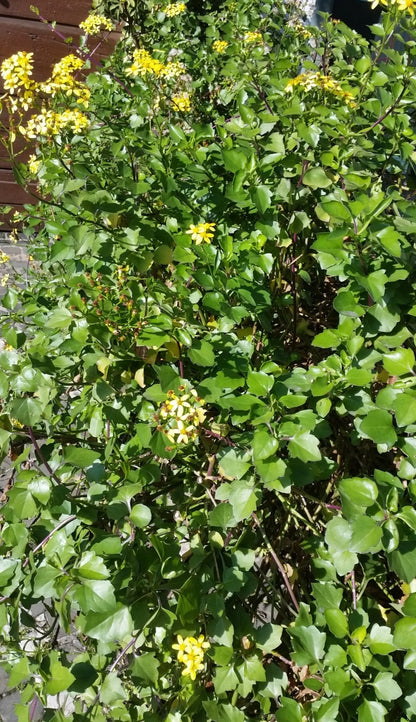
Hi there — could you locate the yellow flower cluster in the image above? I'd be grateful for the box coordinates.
[164,2,186,17]
[1,51,90,137]
[212,40,228,53]
[126,48,165,77]
[244,31,263,43]
[285,72,355,106]
[172,92,191,112]
[79,14,113,35]
[371,0,415,12]
[28,154,41,174]
[290,21,312,39]
[1,51,34,94]
[186,222,216,245]
[162,60,185,79]
[20,108,89,138]
[39,54,90,107]
[126,48,185,80]
[0,252,10,265]
[172,635,210,680]
[155,387,206,445]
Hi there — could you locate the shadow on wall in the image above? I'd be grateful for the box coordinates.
[311,0,382,40]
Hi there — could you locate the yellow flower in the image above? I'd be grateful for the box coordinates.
[28,154,41,175]
[79,14,113,35]
[155,387,205,445]
[38,54,90,107]
[172,634,210,680]
[186,222,216,245]
[243,31,263,43]
[160,60,185,79]
[1,274,10,287]
[0,252,10,265]
[172,92,191,112]
[397,0,416,12]
[20,108,89,138]
[285,72,355,106]
[164,2,186,17]
[1,51,35,94]
[126,49,165,78]
[212,40,228,53]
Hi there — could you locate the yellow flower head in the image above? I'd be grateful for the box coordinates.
[164,2,186,17]
[172,92,191,112]
[212,40,228,53]
[1,51,35,94]
[155,387,205,445]
[172,634,210,680]
[243,31,263,43]
[285,72,355,106]
[0,252,10,265]
[20,108,89,138]
[371,0,415,10]
[126,49,165,78]
[28,154,41,175]
[186,222,216,245]
[79,14,114,34]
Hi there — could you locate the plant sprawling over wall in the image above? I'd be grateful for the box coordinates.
[2,0,416,719]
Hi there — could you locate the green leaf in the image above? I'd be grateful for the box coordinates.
[252,430,279,461]
[253,623,282,653]
[394,617,416,650]
[367,624,396,655]
[247,370,274,395]
[63,446,101,468]
[188,339,215,366]
[253,185,272,214]
[203,702,244,722]
[72,580,116,613]
[213,665,239,694]
[288,431,321,463]
[131,653,159,684]
[228,479,258,522]
[218,448,251,480]
[359,409,397,448]
[325,517,358,575]
[44,660,75,695]
[324,609,349,639]
[276,697,303,722]
[222,148,248,172]
[383,348,415,376]
[339,477,378,508]
[80,605,133,642]
[302,167,332,189]
[290,625,326,665]
[357,699,387,722]
[350,516,383,554]
[130,504,152,528]
[373,672,401,701]
[100,671,127,705]
[76,551,109,580]
[392,394,416,427]
[44,308,73,329]
[10,397,43,426]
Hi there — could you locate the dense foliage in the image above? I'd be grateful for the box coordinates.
[1,0,416,719]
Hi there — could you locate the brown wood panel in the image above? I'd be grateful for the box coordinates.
[0,168,34,204]
[0,0,92,24]
[0,17,120,86]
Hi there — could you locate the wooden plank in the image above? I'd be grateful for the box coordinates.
[0,169,35,204]
[0,18,120,86]
[0,0,92,24]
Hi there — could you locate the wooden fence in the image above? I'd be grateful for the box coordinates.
[0,0,119,228]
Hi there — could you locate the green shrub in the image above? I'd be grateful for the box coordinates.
[1,0,416,719]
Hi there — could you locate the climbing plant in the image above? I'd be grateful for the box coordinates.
[1,0,416,719]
